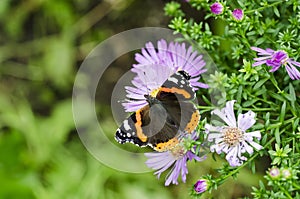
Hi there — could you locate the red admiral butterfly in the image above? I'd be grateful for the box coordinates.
[115,71,200,152]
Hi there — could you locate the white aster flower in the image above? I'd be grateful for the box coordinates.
[205,100,263,167]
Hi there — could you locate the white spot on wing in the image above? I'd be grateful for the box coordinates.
[168,77,178,84]
[123,120,131,131]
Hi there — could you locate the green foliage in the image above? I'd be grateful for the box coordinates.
[0,1,180,199]
[165,0,300,198]
[164,2,184,17]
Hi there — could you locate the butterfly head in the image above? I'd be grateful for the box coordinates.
[144,94,160,106]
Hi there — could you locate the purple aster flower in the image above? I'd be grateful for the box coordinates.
[205,100,263,167]
[194,179,208,194]
[123,39,208,112]
[145,132,206,186]
[210,2,223,15]
[251,47,300,80]
[232,9,244,21]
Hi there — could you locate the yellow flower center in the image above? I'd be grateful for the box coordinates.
[150,87,160,97]
[170,144,186,159]
[222,127,243,146]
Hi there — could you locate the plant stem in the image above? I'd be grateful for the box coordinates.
[275,181,293,199]
[245,1,283,14]
[293,182,300,190]
[269,73,282,93]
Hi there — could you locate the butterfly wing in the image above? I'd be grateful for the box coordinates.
[157,71,200,133]
[115,105,150,147]
[115,102,180,151]
[158,70,195,101]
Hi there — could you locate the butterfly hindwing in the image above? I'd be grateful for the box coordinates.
[115,102,179,149]
[115,106,149,147]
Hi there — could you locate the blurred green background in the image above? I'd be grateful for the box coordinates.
[0,1,265,198]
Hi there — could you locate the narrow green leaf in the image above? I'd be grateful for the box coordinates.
[259,180,265,189]
[275,143,280,151]
[254,37,266,46]
[289,83,296,102]
[273,157,281,165]
[255,88,267,96]
[273,6,280,17]
[279,101,286,123]
[268,150,276,156]
[251,161,256,174]
[242,99,258,107]
[252,123,264,130]
[202,95,211,105]
[265,112,270,127]
[267,123,282,130]
[262,134,268,145]
[282,92,293,102]
[242,91,248,100]
[268,92,285,102]
[246,31,256,36]
[228,88,237,95]
[236,85,243,103]
[293,118,299,132]
[275,128,280,145]
[253,78,268,90]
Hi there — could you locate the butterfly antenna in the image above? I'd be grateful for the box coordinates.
[142,71,152,100]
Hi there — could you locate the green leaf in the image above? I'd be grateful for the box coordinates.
[202,95,211,105]
[242,99,258,107]
[255,88,267,96]
[275,143,280,151]
[268,150,276,156]
[259,180,265,189]
[246,31,256,36]
[262,134,268,145]
[265,112,270,127]
[273,6,280,18]
[289,83,296,101]
[283,145,292,154]
[251,161,256,173]
[253,78,268,90]
[272,157,281,165]
[279,101,286,123]
[268,92,285,102]
[293,118,299,132]
[254,37,266,46]
[267,123,282,130]
[236,85,243,103]
[275,128,280,145]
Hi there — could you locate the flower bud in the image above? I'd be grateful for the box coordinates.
[210,2,223,15]
[194,179,208,194]
[232,9,244,21]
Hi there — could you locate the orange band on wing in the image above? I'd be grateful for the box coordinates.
[160,87,191,99]
[154,137,179,152]
[135,109,148,142]
[185,110,200,133]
